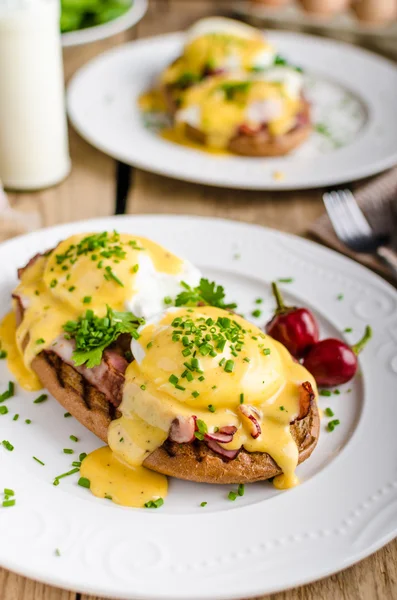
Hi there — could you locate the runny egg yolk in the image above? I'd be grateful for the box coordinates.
[98,306,317,502]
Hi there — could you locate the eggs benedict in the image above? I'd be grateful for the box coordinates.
[140,17,311,157]
[2,233,319,508]
[159,17,276,111]
[174,73,310,155]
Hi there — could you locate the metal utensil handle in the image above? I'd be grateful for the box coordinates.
[376,246,397,280]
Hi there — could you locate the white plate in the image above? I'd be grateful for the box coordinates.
[0,215,396,598]
[67,31,397,190]
[61,0,148,48]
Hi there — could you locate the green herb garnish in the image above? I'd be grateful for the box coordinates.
[175,278,237,310]
[144,497,164,508]
[34,394,48,404]
[63,306,144,368]
[78,477,91,488]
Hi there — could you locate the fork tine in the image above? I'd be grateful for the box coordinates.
[339,189,372,236]
[323,191,354,242]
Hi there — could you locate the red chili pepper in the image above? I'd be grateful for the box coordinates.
[265,282,319,358]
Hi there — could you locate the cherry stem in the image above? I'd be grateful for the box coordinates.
[351,325,372,355]
[272,282,285,311]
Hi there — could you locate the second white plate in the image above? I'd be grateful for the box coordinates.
[67,30,397,190]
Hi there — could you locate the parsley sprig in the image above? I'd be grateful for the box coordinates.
[63,306,144,368]
[175,278,237,310]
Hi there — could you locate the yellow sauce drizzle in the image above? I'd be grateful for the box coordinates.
[80,446,167,508]
[0,311,42,391]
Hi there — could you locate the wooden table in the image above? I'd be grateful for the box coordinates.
[1,1,396,598]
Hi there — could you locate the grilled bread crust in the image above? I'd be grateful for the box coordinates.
[31,351,319,484]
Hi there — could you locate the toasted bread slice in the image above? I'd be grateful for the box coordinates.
[30,350,319,484]
[183,100,311,157]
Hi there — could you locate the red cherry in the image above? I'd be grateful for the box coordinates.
[303,326,372,387]
[265,282,319,358]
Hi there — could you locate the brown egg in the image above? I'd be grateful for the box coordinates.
[251,0,291,6]
[352,0,397,23]
[299,0,351,15]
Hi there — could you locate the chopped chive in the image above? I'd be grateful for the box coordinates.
[64,412,71,418]
[72,461,81,468]
[0,381,14,402]
[53,467,79,484]
[207,404,215,412]
[164,296,172,305]
[79,452,87,461]
[140,384,146,390]
[2,440,14,451]
[2,499,15,507]
[333,389,340,395]
[279,406,285,411]
[68,286,76,292]
[263,348,271,356]
[175,384,186,391]
[33,456,45,466]
[4,488,14,496]
[186,371,193,382]
[200,501,207,507]
[224,359,234,373]
[82,296,92,304]
[0,406,8,415]
[0,350,7,359]
[238,484,245,496]
[144,497,164,508]
[25,419,31,424]
[255,298,263,304]
[239,393,244,404]
[146,341,153,349]
[198,375,205,382]
[219,357,226,367]
[35,338,45,345]
[13,414,19,421]
[69,435,78,442]
[344,327,352,333]
[169,374,179,386]
[327,419,340,432]
[337,294,344,300]
[78,477,91,488]
[104,266,124,287]
[33,394,48,404]
[325,407,334,417]
[192,391,200,398]
[252,309,262,318]
[63,449,74,454]
[278,278,294,283]
[228,491,237,501]
[132,264,139,273]
[319,389,332,397]
[243,357,251,363]
[55,548,61,557]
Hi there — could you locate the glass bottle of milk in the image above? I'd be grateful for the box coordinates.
[0,0,71,190]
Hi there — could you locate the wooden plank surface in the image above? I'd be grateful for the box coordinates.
[1,1,397,599]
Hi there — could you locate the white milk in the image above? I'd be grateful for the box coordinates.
[0,0,71,190]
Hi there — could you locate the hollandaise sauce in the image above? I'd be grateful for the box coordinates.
[106,306,317,492]
[80,446,167,508]
[0,311,42,391]
[10,231,186,372]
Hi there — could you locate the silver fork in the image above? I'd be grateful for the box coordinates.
[323,189,397,279]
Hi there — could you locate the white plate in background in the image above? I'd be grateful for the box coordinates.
[0,214,396,598]
[67,31,397,189]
